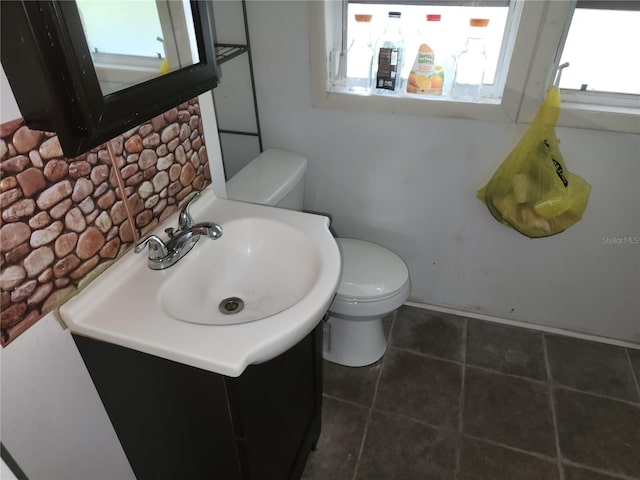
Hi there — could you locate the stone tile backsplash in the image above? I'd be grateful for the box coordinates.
[0,98,211,346]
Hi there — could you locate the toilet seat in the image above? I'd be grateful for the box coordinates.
[330,238,410,318]
[334,238,409,301]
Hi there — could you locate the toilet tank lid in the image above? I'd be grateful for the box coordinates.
[226,148,308,206]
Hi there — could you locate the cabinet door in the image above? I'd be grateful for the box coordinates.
[73,335,243,480]
[227,324,322,480]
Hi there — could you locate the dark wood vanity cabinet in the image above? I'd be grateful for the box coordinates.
[72,323,323,480]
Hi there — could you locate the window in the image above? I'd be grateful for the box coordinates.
[337,1,513,99]
[310,0,640,133]
[556,1,640,107]
[559,8,640,95]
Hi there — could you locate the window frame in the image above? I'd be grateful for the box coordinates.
[309,0,640,133]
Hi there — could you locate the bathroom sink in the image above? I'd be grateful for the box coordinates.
[58,189,341,377]
[160,217,320,326]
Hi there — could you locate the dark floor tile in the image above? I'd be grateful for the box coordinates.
[628,348,640,388]
[458,437,559,480]
[563,465,622,480]
[390,306,465,362]
[301,397,368,480]
[323,359,382,407]
[546,335,640,403]
[375,348,462,429]
[355,411,457,480]
[466,320,546,380]
[463,367,556,456]
[555,387,640,478]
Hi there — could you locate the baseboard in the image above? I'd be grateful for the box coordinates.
[404,301,640,350]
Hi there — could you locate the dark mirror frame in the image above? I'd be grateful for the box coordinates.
[1,0,219,157]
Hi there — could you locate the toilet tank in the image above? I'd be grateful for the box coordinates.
[226,149,308,211]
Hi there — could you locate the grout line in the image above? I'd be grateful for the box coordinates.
[106,139,139,243]
[561,458,640,480]
[552,384,640,408]
[351,313,394,480]
[367,406,460,435]
[461,316,468,366]
[463,433,559,464]
[464,363,546,386]
[321,393,371,411]
[454,317,468,478]
[542,333,565,480]
[626,348,640,401]
[390,346,465,366]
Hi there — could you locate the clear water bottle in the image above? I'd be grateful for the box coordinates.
[374,11,406,94]
[452,18,489,102]
[346,14,374,93]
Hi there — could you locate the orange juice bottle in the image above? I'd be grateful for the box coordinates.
[407,14,444,96]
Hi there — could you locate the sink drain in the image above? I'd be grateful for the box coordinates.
[219,297,244,315]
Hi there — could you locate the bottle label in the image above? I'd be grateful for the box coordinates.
[407,43,443,96]
[376,47,399,90]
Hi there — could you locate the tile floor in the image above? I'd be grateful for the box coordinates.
[302,306,640,480]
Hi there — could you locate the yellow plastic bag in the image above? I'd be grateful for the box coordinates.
[478,87,591,238]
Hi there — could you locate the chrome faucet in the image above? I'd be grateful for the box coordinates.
[135,192,223,270]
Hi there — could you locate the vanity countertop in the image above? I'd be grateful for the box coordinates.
[58,188,341,377]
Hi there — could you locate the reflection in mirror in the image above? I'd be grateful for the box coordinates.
[76,0,200,95]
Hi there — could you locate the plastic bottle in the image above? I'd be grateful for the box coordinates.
[346,14,374,93]
[373,11,406,94]
[406,14,445,96]
[452,18,489,102]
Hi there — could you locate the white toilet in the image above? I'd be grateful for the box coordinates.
[227,149,411,367]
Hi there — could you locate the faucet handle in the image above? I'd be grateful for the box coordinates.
[179,191,201,229]
[135,235,169,260]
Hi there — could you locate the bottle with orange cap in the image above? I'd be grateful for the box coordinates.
[452,18,490,101]
[346,14,375,93]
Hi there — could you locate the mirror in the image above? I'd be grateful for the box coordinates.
[77,0,200,95]
[1,0,219,157]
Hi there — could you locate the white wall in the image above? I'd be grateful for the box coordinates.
[1,314,136,480]
[244,1,640,343]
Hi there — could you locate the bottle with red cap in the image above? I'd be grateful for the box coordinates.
[407,14,447,96]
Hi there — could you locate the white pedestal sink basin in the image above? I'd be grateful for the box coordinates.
[161,217,321,326]
[58,188,341,377]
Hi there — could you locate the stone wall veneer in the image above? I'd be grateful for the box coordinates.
[0,98,211,346]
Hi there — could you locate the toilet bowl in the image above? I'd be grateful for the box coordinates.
[227,149,411,367]
[324,238,410,367]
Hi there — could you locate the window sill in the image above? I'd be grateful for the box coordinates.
[555,102,640,134]
[312,87,516,123]
[312,87,640,134]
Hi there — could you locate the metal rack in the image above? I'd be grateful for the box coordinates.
[212,0,263,180]
[215,44,248,65]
